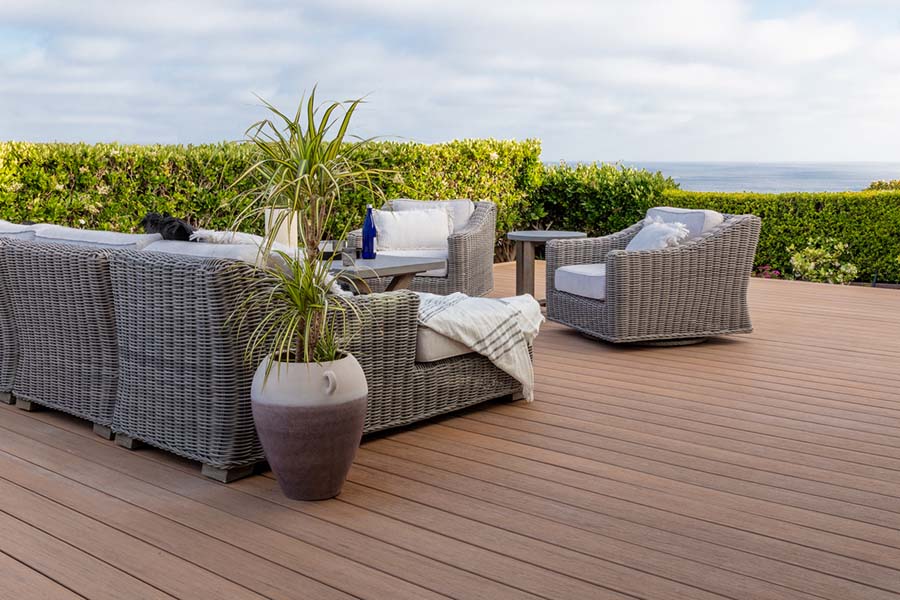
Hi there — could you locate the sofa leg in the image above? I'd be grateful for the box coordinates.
[201,463,256,483]
[92,424,115,440]
[511,391,526,402]
[0,392,13,405]
[15,398,40,412]
[115,434,145,450]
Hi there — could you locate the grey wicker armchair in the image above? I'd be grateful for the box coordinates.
[108,249,521,482]
[347,200,496,296]
[546,214,761,344]
[1,240,119,436]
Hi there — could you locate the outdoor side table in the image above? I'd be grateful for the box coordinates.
[507,230,586,301]
[331,255,446,293]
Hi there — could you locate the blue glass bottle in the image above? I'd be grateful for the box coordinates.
[361,204,376,259]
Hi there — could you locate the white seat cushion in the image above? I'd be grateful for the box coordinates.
[416,326,473,362]
[646,207,724,239]
[555,263,607,300]
[0,219,37,240]
[390,199,475,233]
[34,225,162,249]
[373,208,451,252]
[377,248,448,277]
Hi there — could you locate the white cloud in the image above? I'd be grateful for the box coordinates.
[0,0,899,160]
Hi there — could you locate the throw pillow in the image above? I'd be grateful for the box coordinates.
[645,207,724,239]
[372,208,452,250]
[625,218,690,251]
[390,199,475,233]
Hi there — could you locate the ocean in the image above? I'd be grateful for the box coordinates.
[619,162,900,193]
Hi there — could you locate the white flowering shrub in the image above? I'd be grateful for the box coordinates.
[789,238,859,284]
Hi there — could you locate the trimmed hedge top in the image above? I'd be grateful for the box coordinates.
[3,141,900,282]
[0,139,543,258]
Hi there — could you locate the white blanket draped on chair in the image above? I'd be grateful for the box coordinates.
[416,292,543,401]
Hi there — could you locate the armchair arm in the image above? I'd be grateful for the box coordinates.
[546,221,643,292]
[446,201,496,296]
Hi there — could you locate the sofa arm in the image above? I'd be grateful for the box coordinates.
[446,201,496,296]
[337,289,419,373]
[545,221,643,292]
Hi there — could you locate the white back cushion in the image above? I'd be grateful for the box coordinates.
[0,219,37,240]
[34,225,161,249]
[390,199,475,233]
[626,219,690,251]
[373,208,451,250]
[144,240,265,265]
[645,207,723,239]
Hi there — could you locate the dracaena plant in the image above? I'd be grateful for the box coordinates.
[230,88,386,368]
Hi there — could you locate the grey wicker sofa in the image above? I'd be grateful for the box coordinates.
[107,250,521,482]
[347,200,496,296]
[546,214,761,344]
[0,240,120,437]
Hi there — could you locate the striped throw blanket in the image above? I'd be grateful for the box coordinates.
[416,292,544,401]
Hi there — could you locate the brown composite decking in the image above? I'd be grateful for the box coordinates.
[2,261,900,600]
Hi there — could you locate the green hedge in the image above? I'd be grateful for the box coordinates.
[4,142,900,282]
[531,162,678,235]
[0,139,543,259]
[661,190,900,283]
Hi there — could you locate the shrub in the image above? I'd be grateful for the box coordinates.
[0,139,543,259]
[789,238,859,284]
[531,162,678,236]
[660,190,900,283]
[866,180,900,191]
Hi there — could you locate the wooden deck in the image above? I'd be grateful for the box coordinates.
[2,262,900,600]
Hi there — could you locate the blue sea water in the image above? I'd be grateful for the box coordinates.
[619,162,900,193]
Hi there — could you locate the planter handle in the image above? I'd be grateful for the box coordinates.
[323,370,337,396]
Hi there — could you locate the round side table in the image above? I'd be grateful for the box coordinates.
[507,230,586,301]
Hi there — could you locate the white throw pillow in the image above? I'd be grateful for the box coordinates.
[34,225,161,249]
[0,219,37,240]
[390,199,475,233]
[373,208,451,251]
[645,207,723,239]
[625,218,690,251]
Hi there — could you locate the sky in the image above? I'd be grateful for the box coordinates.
[2,0,900,162]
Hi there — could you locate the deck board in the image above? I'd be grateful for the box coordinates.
[2,261,900,599]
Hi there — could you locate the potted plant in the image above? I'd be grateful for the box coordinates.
[231,89,383,500]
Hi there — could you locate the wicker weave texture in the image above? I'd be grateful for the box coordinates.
[109,250,268,469]
[2,240,119,424]
[0,241,17,393]
[546,215,762,343]
[347,200,496,296]
[108,251,521,470]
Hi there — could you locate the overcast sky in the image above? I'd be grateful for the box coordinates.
[2,0,900,162]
